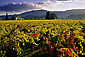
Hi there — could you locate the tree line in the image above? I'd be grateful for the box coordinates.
[5,11,58,20]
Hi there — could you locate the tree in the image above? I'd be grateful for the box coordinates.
[17,16,20,19]
[6,13,8,20]
[50,12,58,19]
[45,11,58,20]
[45,11,50,19]
[22,18,24,20]
[11,17,15,20]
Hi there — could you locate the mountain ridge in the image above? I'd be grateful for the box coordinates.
[0,9,85,19]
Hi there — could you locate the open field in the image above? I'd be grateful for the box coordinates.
[0,20,85,57]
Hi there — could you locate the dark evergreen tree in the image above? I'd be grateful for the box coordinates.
[45,11,50,19]
[6,13,8,20]
[50,12,53,19]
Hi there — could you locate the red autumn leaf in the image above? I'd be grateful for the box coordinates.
[72,33,75,36]
[51,46,55,50]
[60,50,64,53]
[72,39,74,42]
[43,36,45,37]
[66,51,68,53]
[60,33,63,36]
[46,41,51,44]
[48,27,51,28]
[48,41,51,44]
[65,31,68,35]
[43,35,45,40]
[32,33,39,36]
[68,49,72,54]
[54,44,56,47]
[71,43,74,45]
[48,27,51,30]
[75,47,78,50]
[32,34,36,36]
[69,36,71,38]
[36,33,39,36]
[34,29,36,32]
[70,48,73,50]
[43,38,45,40]
[46,38,49,41]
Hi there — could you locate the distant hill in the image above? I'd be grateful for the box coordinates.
[66,14,85,19]
[19,10,47,19]
[0,9,85,20]
[52,9,85,19]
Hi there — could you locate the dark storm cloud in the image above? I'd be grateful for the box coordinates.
[0,3,40,12]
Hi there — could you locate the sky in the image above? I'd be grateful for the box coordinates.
[0,0,85,16]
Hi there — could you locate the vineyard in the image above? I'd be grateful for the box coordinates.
[0,20,85,57]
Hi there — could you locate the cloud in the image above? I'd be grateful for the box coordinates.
[36,2,46,4]
[56,0,79,2]
[36,0,62,6]
[0,2,42,12]
[36,0,62,11]
[36,0,85,11]
[57,0,72,1]
[0,0,85,16]
[0,2,49,16]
